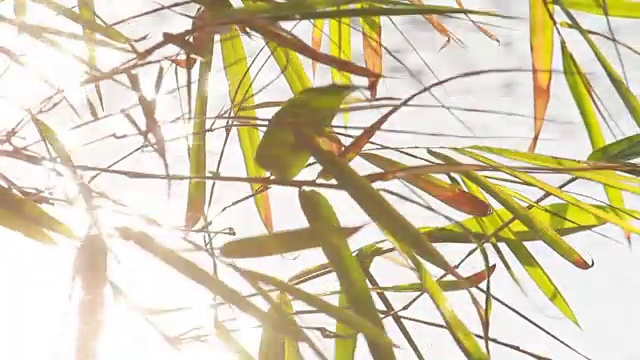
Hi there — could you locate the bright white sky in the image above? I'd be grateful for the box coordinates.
[0,1,639,360]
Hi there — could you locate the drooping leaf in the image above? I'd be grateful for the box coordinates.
[528,0,554,152]
[267,43,313,95]
[360,8,382,98]
[255,84,358,180]
[456,148,640,236]
[360,152,492,217]
[299,189,394,360]
[0,186,75,242]
[258,293,301,360]
[235,267,394,349]
[557,2,640,130]
[185,28,214,229]
[221,27,273,233]
[561,40,630,240]
[470,146,640,195]
[219,226,364,258]
[430,150,592,270]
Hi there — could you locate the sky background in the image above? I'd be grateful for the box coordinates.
[0,0,639,359]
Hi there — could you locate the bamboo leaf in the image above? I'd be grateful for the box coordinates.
[551,0,640,18]
[431,150,592,270]
[236,267,394,349]
[311,19,325,77]
[221,27,273,233]
[588,134,640,162]
[360,152,492,217]
[267,43,313,95]
[557,2,640,129]
[470,146,640,195]
[185,29,214,229]
[377,264,496,293]
[420,202,632,243]
[219,226,364,258]
[360,8,382,98]
[299,189,394,360]
[561,40,630,239]
[456,148,640,235]
[528,0,554,152]
[32,0,131,43]
[258,293,301,360]
[255,84,357,180]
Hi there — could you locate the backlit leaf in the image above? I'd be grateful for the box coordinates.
[299,189,394,360]
[528,0,554,152]
[219,226,364,258]
[255,84,358,180]
[360,152,492,217]
[221,27,273,233]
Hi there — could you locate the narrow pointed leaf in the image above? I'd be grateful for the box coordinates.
[299,189,394,360]
[258,293,301,360]
[221,27,273,233]
[470,146,640,195]
[551,0,640,18]
[250,22,379,80]
[267,43,312,95]
[360,152,492,217]
[360,8,382,98]
[185,32,214,228]
[457,148,640,235]
[430,150,592,270]
[588,134,640,162]
[528,0,554,152]
[561,41,629,238]
[557,2,640,129]
[311,19,325,77]
[377,264,496,293]
[237,268,394,348]
[219,226,364,258]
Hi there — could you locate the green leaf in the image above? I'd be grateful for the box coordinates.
[376,264,496,293]
[551,0,640,18]
[294,129,488,359]
[267,42,313,95]
[0,186,75,242]
[219,226,364,258]
[195,0,508,24]
[470,146,640,195]
[557,2,640,129]
[299,189,394,360]
[258,293,301,360]
[335,292,357,360]
[255,84,357,180]
[185,32,214,229]
[236,267,394,349]
[456,148,640,236]
[588,134,640,161]
[419,202,632,243]
[221,28,273,233]
[329,10,352,124]
[430,150,591,270]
